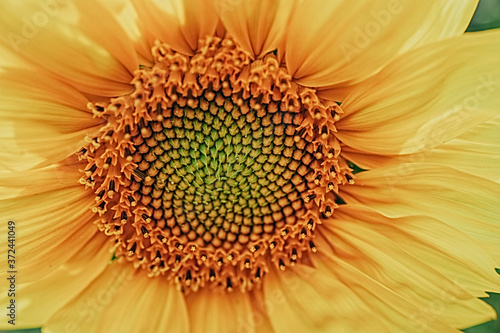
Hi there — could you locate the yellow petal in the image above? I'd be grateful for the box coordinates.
[0,187,97,282]
[132,0,219,55]
[336,29,500,155]
[285,0,478,88]
[0,0,133,96]
[0,44,29,69]
[0,233,111,329]
[44,261,189,333]
[342,115,500,183]
[217,0,297,58]
[342,163,500,271]
[264,253,459,332]
[319,205,497,329]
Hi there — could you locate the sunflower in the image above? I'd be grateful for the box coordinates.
[1,0,500,332]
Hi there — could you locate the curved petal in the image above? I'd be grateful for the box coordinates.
[217,0,297,58]
[0,127,97,172]
[0,186,98,282]
[0,69,101,170]
[0,233,111,329]
[247,290,277,333]
[0,0,134,96]
[0,44,30,70]
[71,0,140,74]
[0,159,83,199]
[186,288,256,333]
[44,261,190,333]
[341,163,500,268]
[285,0,478,88]
[318,205,498,329]
[263,253,459,332]
[98,0,153,64]
[132,0,219,55]
[342,115,500,183]
[336,29,500,155]
[1,68,90,111]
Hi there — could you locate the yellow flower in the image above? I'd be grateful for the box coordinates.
[1,0,500,332]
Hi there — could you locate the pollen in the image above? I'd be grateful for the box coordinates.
[77,36,354,293]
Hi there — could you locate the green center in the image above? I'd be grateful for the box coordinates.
[131,95,310,248]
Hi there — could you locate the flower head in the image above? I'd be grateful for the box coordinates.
[1,0,500,332]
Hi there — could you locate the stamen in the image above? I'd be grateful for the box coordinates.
[279,259,286,271]
[309,241,317,253]
[304,194,317,203]
[128,242,137,255]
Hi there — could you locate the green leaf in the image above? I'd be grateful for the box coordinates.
[466,0,500,31]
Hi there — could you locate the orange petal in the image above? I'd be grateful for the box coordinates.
[186,288,256,333]
[247,290,278,333]
[72,0,140,74]
[0,161,83,199]
[0,68,92,114]
[217,0,298,58]
[285,0,478,88]
[99,0,153,64]
[132,0,219,55]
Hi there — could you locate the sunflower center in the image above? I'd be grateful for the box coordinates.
[78,36,352,292]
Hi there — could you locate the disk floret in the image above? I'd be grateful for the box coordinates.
[78,36,353,292]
